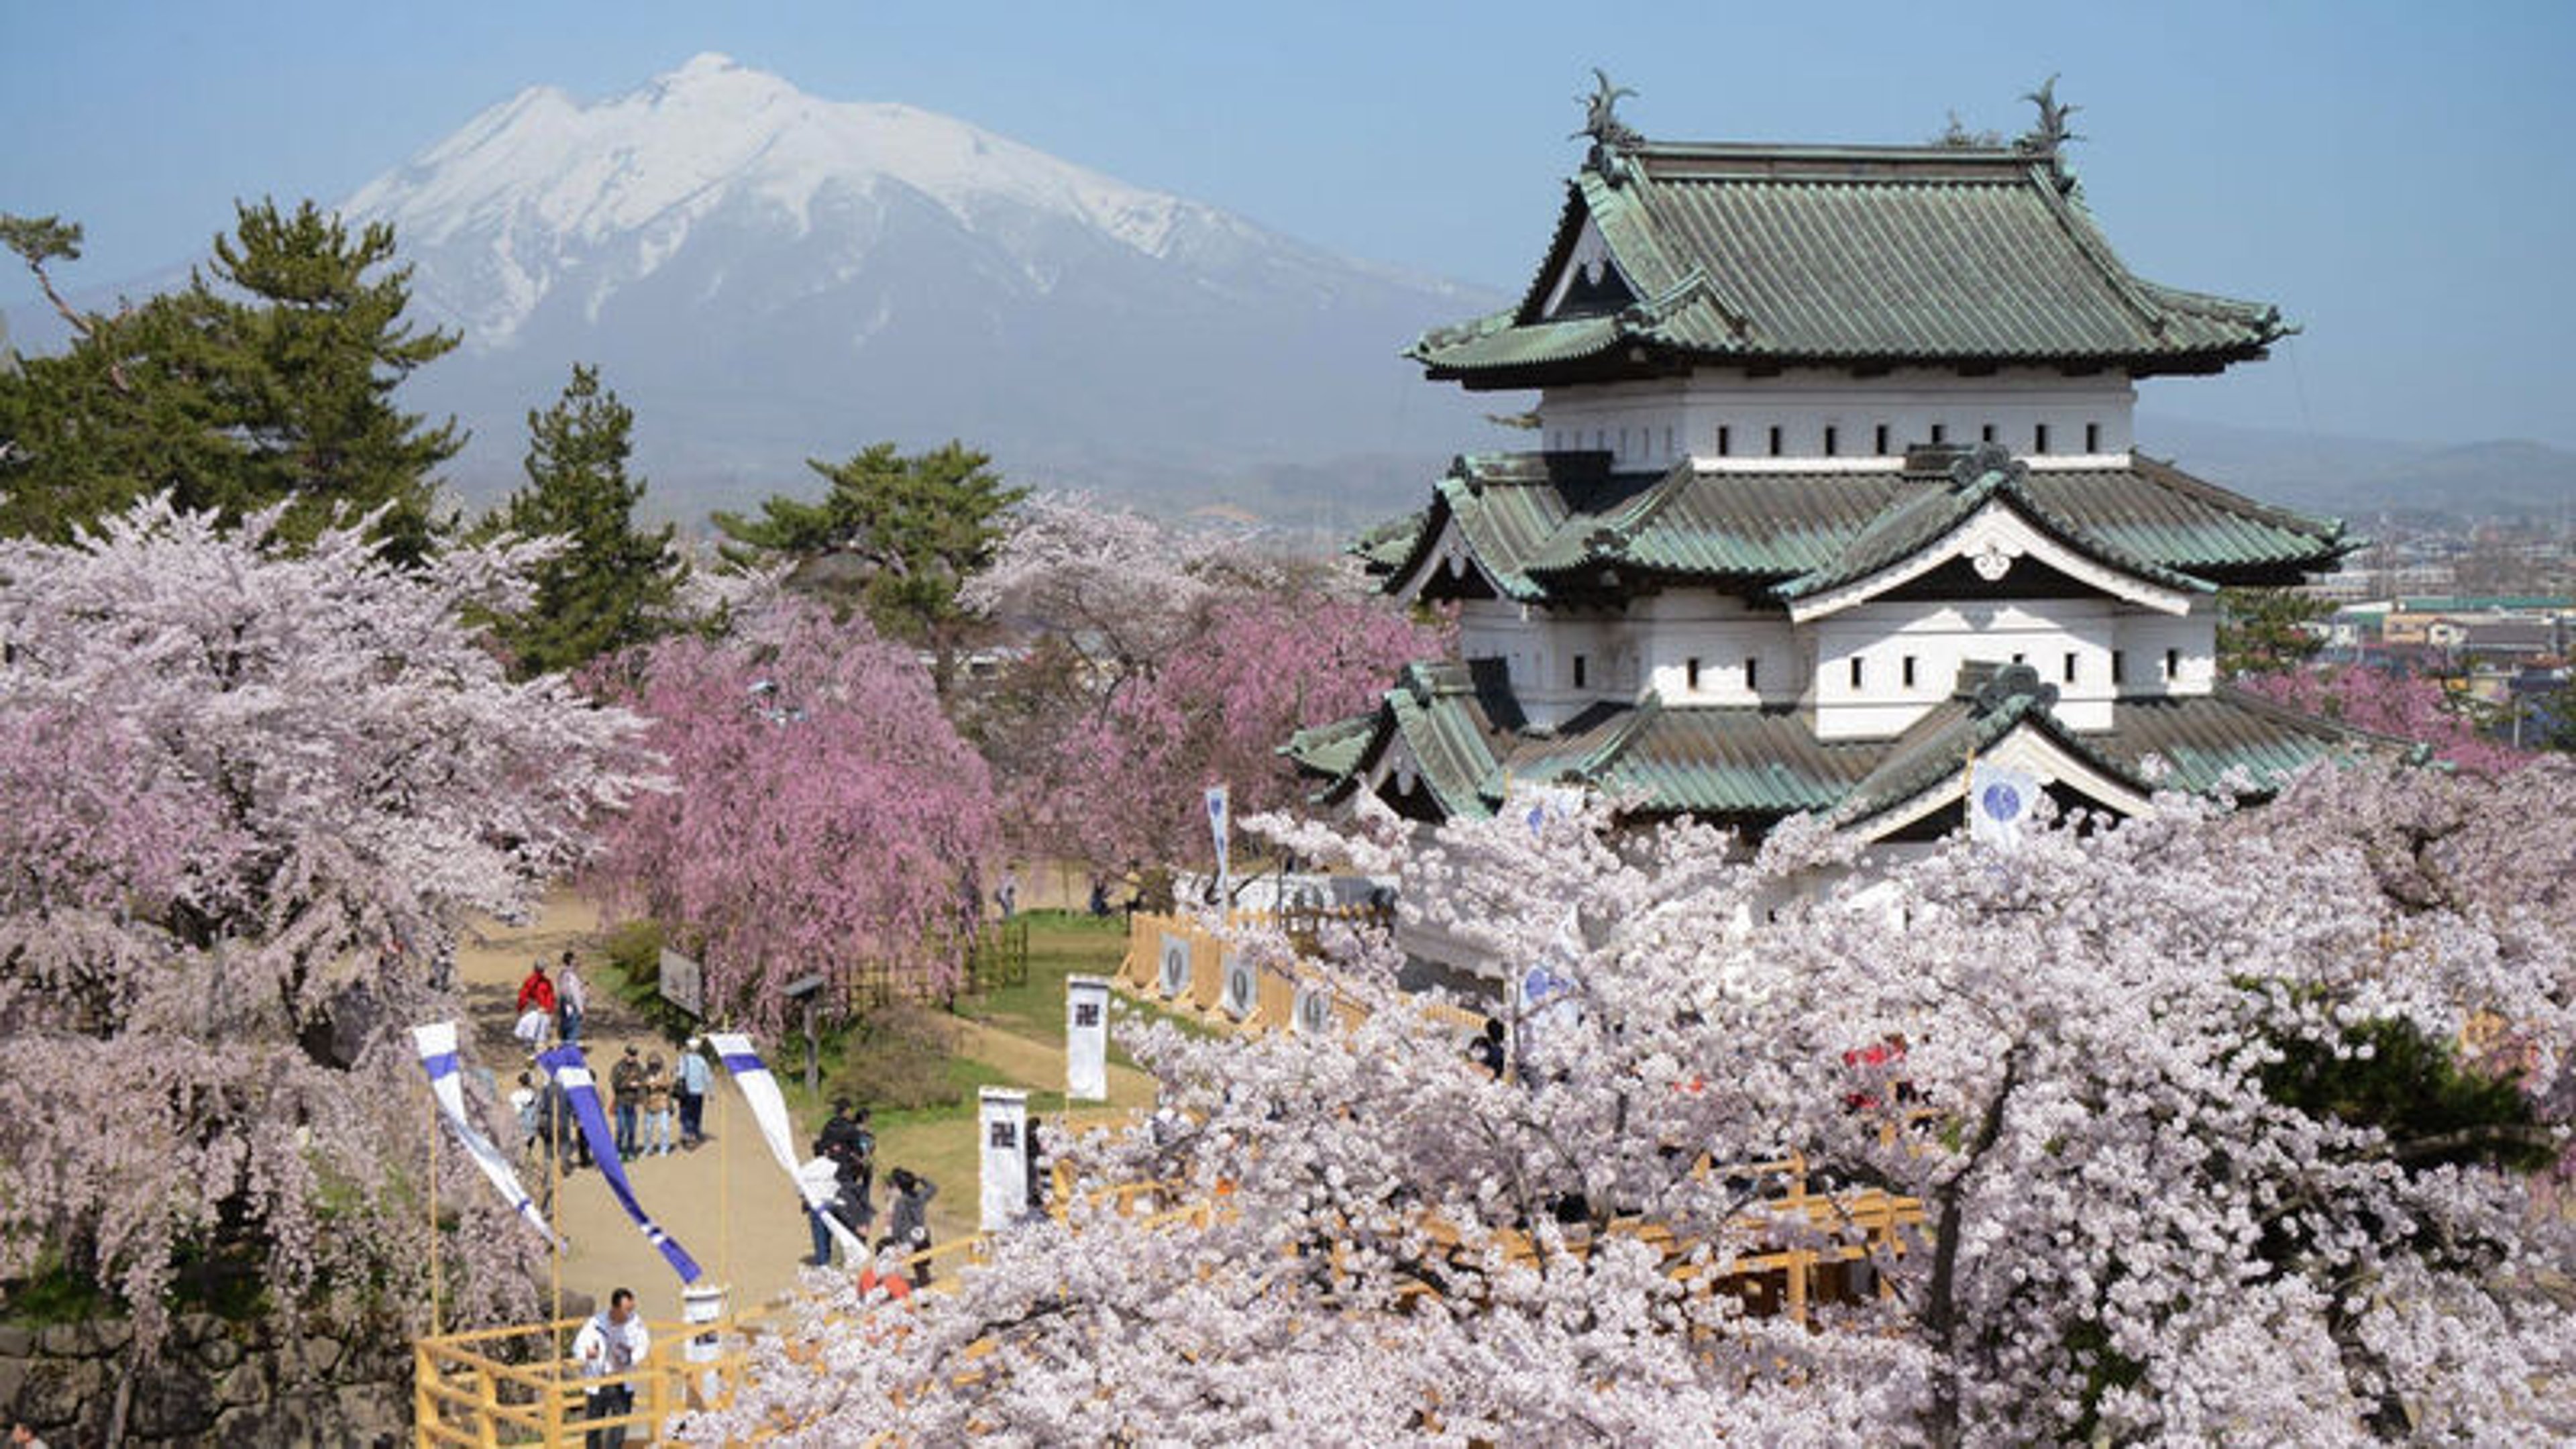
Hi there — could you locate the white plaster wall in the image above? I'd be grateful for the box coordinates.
[1464,587,2212,738]
[1809,600,2121,739]
[1537,368,2137,470]
[2116,603,2217,697]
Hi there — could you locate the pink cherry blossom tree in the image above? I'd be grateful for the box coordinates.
[0,497,659,1358]
[679,761,2575,1444]
[585,599,1000,1027]
[2241,664,2528,775]
[966,492,1447,871]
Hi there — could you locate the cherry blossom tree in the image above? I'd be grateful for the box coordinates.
[585,600,1000,1026]
[965,492,1447,870]
[0,497,659,1358]
[2241,664,2527,775]
[679,762,2575,1444]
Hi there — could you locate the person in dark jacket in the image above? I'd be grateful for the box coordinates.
[882,1168,938,1285]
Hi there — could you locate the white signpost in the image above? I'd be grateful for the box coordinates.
[977,1087,1030,1233]
[1065,975,1110,1102]
[1220,951,1257,1021]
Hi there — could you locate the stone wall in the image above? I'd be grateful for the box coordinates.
[0,1314,405,1447]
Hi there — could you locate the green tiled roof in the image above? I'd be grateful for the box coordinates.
[1413,144,2288,384]
[1293,660,2378,828]
[1770,447,2210,603]
[1391,448,2349,604]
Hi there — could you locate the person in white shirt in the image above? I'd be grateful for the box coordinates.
[557,951,588,1044]
[572,1287,649,1448]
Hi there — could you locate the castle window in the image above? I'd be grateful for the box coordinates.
[1981,423,1997,444]
[1593,429,1605,450]
[1618,427,1629,457]
[1823,425,1839,458]
[2063,651,2078,684]
[1573,655,1589,690]
[1902,655,1917,688]
[1931,423,1947,445]
[1664,425,1674,457]
[1874,423,1890,455]
[2011,652,2025,665]
[2164,647,2180,682]
[1686,657,1701,690]
[1767,425,1784,458]
[2086,422,2102,453]
[1848,655,1864,689]
[2112,650,2127,685]
[1717,425,1732,457]
[1744,656,1760,692]
[2035,423,2051,453]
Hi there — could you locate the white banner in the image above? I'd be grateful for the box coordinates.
[1969,759,2043,851]
[1205,784,1231,903]
[706,1032,866,1258]
[1157,932,1191,998]
[978,1087,1030,1234]
[411,1023,565,1252]
[1065,975,1110,1102]
[1220,951,1257,1021]
[1292,981,1336,1036]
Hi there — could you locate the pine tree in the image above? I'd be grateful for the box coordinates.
[0,201,462,558]
[712,441,1025,692]
[476,364,684,677]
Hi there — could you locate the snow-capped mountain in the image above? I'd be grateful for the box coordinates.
[337,54,1505,519]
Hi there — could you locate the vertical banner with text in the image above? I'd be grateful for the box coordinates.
[1065,975,1110,1102]
[1205,784,1231,906]
[978,1087,1030,1234]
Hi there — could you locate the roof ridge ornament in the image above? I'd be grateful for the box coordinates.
[2016,74,2082,193]
[1572,69,1645,183]
[1949,439,2025,490]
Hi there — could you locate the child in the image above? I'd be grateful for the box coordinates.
[643,1055,676,1157]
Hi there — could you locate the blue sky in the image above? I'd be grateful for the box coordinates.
[5,0,2571,446]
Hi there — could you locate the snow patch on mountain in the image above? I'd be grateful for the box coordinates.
[344,53,1273,343]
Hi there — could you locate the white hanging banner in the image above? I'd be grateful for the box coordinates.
[1291,980,1336,1037]
[1968,759,2043,851]
[1065,975,1110,1102]
[707,1031,866,1258]
[1205,784,1231,904]
[977,1087,1030,1234]
[1220,951,1257,1021]
[411,1022,566,1251]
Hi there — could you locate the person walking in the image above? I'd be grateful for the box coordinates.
[996,869,1019,920]
[883,1167,938,1285]
[676,1037,712,1146]
[611,1044,644,1161]
[557,951,588,1044]
[573,1287,649,1448]
[515,960,557,1049]
[796,1153,843,1267]
[642,1055,676,1157]
[511,1071,541,1155]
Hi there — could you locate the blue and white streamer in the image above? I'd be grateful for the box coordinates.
[537,1044,702,1283]
[411,1023,566,1251]
[706,1032,867,1258]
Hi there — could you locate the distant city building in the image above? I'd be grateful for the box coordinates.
[1292,87,2379,869]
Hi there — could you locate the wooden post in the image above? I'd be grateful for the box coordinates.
[427,1084,442,1339]
[476,1367,501,1449]
[413,1341,437,1440]
[803,997,818,1097]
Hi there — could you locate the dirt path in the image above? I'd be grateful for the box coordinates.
[453,896,822,1324]
[449,894,1157,1326]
